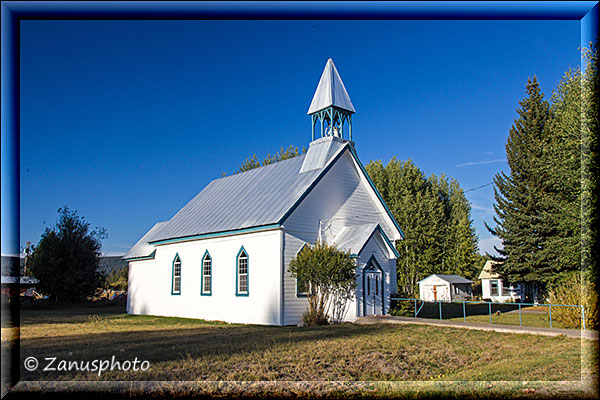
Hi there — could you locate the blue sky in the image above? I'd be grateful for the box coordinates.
[18,19,580,256]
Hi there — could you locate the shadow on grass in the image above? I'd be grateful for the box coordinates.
[18,304,410,380]
[12,302,589,383]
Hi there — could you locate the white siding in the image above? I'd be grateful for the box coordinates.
[284,150,399,243]
[127,229,282,325]
[282,232,311,325]
[282,151,399,325]
[482,278,521,303]
[419,276,451,302]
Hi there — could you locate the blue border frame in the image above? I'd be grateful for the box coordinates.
[200,250,212,296]
[235,246,249,296]
[362,255,385,316]
[2,0,597,392]
[171,253,182,295]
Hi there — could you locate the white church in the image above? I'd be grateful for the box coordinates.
[124,59,404,325]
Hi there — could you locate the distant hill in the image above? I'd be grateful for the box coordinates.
[98,256,128,275]
[2,255,126,277]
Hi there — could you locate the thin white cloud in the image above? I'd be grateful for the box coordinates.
[456,158,506,167]
[470,203,494,213]
[478,237,503,257]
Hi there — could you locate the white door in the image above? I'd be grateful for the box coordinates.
[363,266,383,316]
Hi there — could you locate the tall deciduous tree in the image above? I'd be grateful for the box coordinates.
[366,158,479,296]
[581,40,599,291]
[539,68,582,281]
[28,206,106,303]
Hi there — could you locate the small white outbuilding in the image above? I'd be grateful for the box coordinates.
[418,274,473,302]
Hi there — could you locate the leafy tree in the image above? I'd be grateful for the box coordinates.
[288,241,356,325]
[365,158,479,296]
[28,206,107,303]
[104,266,128,291]
[438,176,480,279]
[237,145,307,173]
[547,271,597,329]
[486,77,554,287]
[538,68,582,284]
[581,40,599,291]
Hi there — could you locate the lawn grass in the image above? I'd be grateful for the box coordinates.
[2,305,598,398]
[2,302,597,398]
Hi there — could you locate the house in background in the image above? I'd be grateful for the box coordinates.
[478,260,539,303]
[418,274,473,302]
[124,59,404,325]
[1,255,39,297]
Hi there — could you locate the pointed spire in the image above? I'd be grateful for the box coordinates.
[307,58,355,115]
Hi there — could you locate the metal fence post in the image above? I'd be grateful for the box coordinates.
[582,305,586,330]
[439,301,442,320]
[463,301,466,322]
[489,302,492,325]
[519,303,522,326]
[549,304,552,328]
[414,299,417,318]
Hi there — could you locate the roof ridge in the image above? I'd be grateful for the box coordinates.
[212,152,307,183]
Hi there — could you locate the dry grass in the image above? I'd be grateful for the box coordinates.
[6,304,594,380]
[2,302,598,398]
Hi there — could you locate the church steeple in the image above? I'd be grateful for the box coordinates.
[308,58,355,141]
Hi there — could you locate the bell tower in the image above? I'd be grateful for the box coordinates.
[307,58,355,141]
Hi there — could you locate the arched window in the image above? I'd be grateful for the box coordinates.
[172,254,181,295]
[201,251,212,296]
[236,247,249,296]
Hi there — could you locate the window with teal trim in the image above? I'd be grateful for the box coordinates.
[202,252,212,295]
[237,249,248,295]
[172,254,181,294]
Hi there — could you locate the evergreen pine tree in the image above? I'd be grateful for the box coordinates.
[487,77,553,286]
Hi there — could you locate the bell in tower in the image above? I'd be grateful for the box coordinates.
[307,58,355,141]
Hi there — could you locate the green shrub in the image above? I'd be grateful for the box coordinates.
[389,299,415,317]
[547,271,598,329]
[289,241,356,325]
[302,309,329,326]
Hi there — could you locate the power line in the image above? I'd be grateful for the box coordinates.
[465,182,494,193]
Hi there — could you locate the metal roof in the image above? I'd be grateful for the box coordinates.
[123,221,167,260]
[419,274,473,284]
[300,136,348,173]
[149,137,349,243]
[331,223,379,254]
[307,58,355,115]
